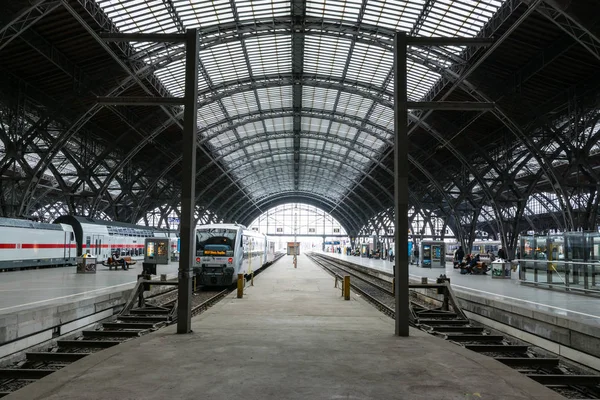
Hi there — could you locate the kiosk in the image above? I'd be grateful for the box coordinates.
[419,240,445,268]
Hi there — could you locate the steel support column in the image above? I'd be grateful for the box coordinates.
[178,28,199,334]
[394,32,409,337]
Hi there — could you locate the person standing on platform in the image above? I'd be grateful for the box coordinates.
[414,247,420,265]
[389,247,394,262]
[498,247,507,260]
[455,246,465,265]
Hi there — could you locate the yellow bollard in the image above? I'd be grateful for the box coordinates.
[392,277,395,296]
[293,255,297,268]
[237,273,244,298]
[343,275,350,300]
[193,276,197,292]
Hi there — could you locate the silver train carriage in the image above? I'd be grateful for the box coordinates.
[54,216,178,262]
[0,216,178,271]
[193,224,275,286]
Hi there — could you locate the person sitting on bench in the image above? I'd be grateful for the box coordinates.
[114,252,128,270]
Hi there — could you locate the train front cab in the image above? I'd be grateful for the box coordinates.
[194,226,239,286]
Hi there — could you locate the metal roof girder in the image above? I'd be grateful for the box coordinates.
[215,164,383,221]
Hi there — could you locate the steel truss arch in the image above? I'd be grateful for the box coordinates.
[235,191,364,234]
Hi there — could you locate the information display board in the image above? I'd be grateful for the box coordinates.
[144,238,170,264]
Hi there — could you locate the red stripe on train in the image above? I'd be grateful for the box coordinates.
[0,244,17,249]
[21,244,77,249]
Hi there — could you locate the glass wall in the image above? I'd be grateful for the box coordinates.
[518,232,599,295]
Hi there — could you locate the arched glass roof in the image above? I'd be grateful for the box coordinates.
[95,0,507,206]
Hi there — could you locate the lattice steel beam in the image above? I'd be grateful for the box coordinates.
[536,1,600,62]
[291,0,305,192]
[0,0,61,53]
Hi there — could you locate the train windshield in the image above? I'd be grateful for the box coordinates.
[196,228,237,256]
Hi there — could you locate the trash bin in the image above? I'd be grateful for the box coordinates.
[76,256,97,274]
[491,260,511,279]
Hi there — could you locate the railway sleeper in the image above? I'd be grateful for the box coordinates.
[102,322,162,330]
[129,309,171,315]
[26,352,88,363]
[118,315,170,322]
[57,340,121,348]
[417,319,469,326]
[527,374,600,386]
[83,330,148,338]
[0,369,54,379]
[417,311,457,318]
[465,344,529,353]
[430,326,484,334]
[446,334,504,343]
[494,357,560,368]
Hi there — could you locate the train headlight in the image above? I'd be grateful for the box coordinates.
[228,258,233,264]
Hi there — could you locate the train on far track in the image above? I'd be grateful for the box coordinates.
[193,223,275,286]
[0,216,177,271]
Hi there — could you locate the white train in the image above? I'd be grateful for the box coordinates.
[0,216,177,271]
[193,223,275,286]
[0,217,76,270]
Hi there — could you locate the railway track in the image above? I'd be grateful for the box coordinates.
[308,252,600,400]
[0,253,286,398]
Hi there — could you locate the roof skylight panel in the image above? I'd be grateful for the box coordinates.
[100,0,176,32]
[154,59,186,97]
[221,91,260,119]
[329,122,357,141]
[301,117,330,133]
[171,0,235,28]
[345,43,393,87]
[197,102,226,128]
[369,104,394,130]
[264,116,293,131]
[237,121,265,138]
[336,92,373,120]
[306,0,363,22]
[300,138,320,149]
[362,0,424,31]
[272,138,294,149]
[200,42,250,85]
[236,0,290,19]
[303,36,351,77]
[303,87,338,111]
[405,61,442,101]
[245,35,291,76]
[257,86,293,110]
[417,0,504,39]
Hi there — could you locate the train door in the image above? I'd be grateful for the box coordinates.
[93,235,105,259]
[64,231,74,261]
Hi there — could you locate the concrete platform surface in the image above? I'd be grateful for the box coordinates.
[322,251,600,324]
[0,262,179,316]
[8,255,562,400]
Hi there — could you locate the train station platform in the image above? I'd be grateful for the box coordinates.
[9,254,562,400]
[320,251,600,321]
[0,262,178,360]
[0,262,178,315]
[319,252,600,369]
